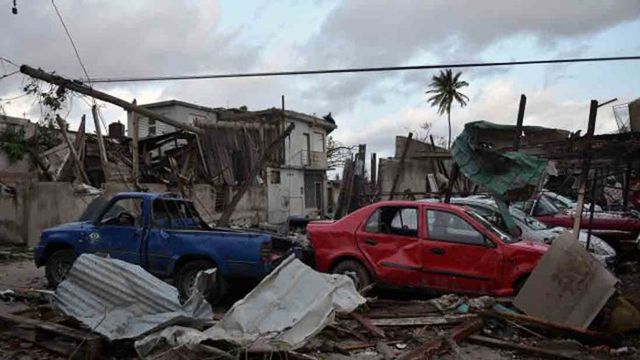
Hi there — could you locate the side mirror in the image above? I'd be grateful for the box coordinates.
[484,236,497,248]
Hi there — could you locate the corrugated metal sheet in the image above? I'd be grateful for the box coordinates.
[135,256,366,356]
[53,254,212,341]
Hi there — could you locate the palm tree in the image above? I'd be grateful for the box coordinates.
[425,69,469,149]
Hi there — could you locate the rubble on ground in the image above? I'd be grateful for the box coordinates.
[2,251,640,360]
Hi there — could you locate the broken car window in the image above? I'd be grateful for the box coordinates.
[99,198,143,227]
[152,199,209,230]
[427,210,484,245]
[364,206,418,237]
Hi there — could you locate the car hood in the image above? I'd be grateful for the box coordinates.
[43,221,89,233]
[508,239,549,253]
[523,226,615,257]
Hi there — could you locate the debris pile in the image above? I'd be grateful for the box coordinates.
[2,240,640,359]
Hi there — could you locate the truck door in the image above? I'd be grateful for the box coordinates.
[89,196,144,265]
[422,209,502,294]
[355,206,424,287]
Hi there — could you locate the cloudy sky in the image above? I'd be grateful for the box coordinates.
[1,0,640,159]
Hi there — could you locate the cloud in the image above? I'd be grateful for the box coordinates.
[299,0,640,109]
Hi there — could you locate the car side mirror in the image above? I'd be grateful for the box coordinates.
[484,236,496,248]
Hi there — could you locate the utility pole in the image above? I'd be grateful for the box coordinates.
[572,100,598,237]
[20,65,203,134]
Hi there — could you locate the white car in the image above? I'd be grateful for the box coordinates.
[451,197,616,268]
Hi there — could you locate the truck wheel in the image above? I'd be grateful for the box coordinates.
[176,260,226,304]
[45,249,76,288]
[332,260,371,291]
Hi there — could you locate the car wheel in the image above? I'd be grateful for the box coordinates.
[332,260,372,291]
[176,260,225,304]
[45,249,76,288]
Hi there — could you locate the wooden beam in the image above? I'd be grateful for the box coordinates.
[20,65,203,134]
[444,163,459,203]
[572,100,598,237]
[130,99,140,185]
[468,335,579,360]
[217,123,295,226]
[350,313,386,338]
[513,94,527,151]
[55,115,90,184]
[389,132,413,200]
[91,105,109,179]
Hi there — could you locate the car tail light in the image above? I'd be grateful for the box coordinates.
[260,242,272,264]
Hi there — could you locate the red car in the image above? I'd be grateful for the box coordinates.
[307,201,548,297]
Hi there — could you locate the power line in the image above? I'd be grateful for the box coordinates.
[0,56,19,68]
[0,70,19,81]
[50,0,92,84]
[87,55,640,84]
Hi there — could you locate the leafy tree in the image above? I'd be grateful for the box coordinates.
[425,69,469,149]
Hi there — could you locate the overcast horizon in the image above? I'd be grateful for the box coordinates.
[2,0,640,161]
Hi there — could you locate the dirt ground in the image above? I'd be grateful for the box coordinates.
[0,259,46,314]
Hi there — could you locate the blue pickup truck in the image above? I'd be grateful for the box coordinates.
[34,192,285,300]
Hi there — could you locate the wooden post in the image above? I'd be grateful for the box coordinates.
[430,135,447,175]
[91,105,109,179]
[130,99,140,185]
[623,163,632,210]
[572,100,598,237]
[370,152,377,189]
[218,123,295,227]
[55,115,90,184]
[513,94,526,151]
[444,163,459,203]
[389,133,413,200]
[20,65,203,134]
[586,168,599,251]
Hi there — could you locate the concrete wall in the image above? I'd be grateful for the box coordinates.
[379,158,442,200]
[0,181,268,247]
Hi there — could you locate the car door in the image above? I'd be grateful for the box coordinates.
[422,208,502,294]
[355,205,424,287]
[91,196,145,265]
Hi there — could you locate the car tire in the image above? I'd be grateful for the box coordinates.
[332,260,372,291]
[176,260,226,304]
[45,249,76,288]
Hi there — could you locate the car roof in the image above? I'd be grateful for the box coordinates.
[114,192,181,200]
[372,200,470,212]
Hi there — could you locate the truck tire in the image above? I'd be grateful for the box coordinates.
[176,260,226,304]
[45,249,76,288]
[332,260,371,291]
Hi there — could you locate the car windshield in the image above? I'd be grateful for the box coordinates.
[544,192,573,210]
[536,195,562,216]
[466,210,517,243]
[510,207,548,230]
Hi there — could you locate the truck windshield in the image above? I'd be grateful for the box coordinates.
[152,199,210,230]
[466,210,518,244]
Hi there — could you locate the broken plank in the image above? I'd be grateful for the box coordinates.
[482,311,619,346]
[396,318,483,360]
[350,312,386,338]
[467,335,580,360]
[0,312,103,359]
[371,314,476,327]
